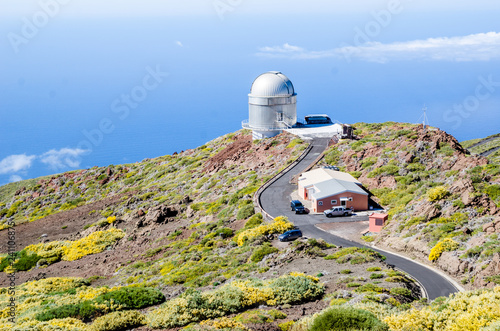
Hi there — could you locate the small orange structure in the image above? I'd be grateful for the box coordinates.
[369,213,388,233]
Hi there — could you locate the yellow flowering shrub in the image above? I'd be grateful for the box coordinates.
[0,276,133,330]
[25,228,125,263]
[62,228,125,261]
[25,241,68,260]
[384,286,500,331]
[24,277,90,295]
[237,216,294,246]
[90,310,146,331]
[231,280,274,306]
[0,317,88,331]
[427,186,449,202]
[289,272,319,283]
[106,216,117,224]
[75,286,116,301]
[429,238,459,261]
[200,317,249,330]
[279,320,296,331]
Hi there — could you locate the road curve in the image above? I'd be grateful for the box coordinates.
[481,146,500,157]
[259,138,460,300]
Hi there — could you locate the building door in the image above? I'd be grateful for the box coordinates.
[307,188,314,201]
[277,112,283,122]
[341,200,346,207]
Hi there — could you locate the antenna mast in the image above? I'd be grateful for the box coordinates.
[418,105,429,132]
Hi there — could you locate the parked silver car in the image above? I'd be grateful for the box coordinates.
[324,206,353,217]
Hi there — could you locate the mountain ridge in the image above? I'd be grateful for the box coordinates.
[1,124,500,331]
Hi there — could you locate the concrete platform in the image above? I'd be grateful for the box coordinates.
[285,124,343,139]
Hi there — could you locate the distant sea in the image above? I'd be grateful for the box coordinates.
[1,15,499,182]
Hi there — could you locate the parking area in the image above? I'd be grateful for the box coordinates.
[316,220,370,242]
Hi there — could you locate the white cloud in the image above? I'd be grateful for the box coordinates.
[9,175,23,183]
[40,148,89,170]
[257,32,500,63]
[176,41,184,47]
[0,154,36,174]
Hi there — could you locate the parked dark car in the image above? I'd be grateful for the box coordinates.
[290,200,306,214]
[278,229,303,242]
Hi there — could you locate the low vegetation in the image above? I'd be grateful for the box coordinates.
[2,126,499,330]
[322,122,500,289]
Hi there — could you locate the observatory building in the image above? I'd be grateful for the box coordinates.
[242,71,297,140]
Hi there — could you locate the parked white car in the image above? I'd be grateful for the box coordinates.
[324,206,353,217]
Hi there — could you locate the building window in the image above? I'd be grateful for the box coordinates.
[375,219,384,226]
[348,197,353,201]
[331,200,337,205]
[318,201,323,206]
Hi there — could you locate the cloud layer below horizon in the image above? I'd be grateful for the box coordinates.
[257,32,500,63]
[0,148,88,183]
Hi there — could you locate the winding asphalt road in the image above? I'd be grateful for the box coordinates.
[260,138,459,300]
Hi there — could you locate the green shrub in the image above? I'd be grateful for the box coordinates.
[305,238,335,249]
[268,309,287,320]
[234,309,285,324]
[147,274,323,329]
[486,184,500,201]
[13,249,42,271]
[367,267,382,272]
[355,283,385,293]
[250,243,279,262]
[36,287,164,322]
[90,310,146,331]
[461,246,482,258]
[406,163,425,172]
[330,298,348,306]
[485,275,500,285]
[324,149,342,165]
[385,276,408,283]
[325,247,385,264]
[244,213,263,229]
[362,236,375,242]
[367,165,400,178]
[36,304,82,322]
[95,287,165,309]
[350,171,362,179]
[215,227,234,239]
[0,256,11,272]
[361,157,378,169]
[370,273,384,279]
[347,282,362,288]
[390,287,412,297]
[340,269,352,274]
[310,307,389,331]
[237,204,255,220]
[405,216,427,229]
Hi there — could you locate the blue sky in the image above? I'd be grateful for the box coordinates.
[1,0,500,184]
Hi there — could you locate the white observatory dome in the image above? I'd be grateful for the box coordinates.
[250,71,295,97]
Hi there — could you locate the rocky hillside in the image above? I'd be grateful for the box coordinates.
[0,130,422,331]
[321,122,500,290]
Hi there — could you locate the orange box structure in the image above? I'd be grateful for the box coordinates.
[369,213,388,233]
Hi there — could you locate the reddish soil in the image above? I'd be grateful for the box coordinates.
[204,135,253,173]
[0,193,133,253]
[0,203,191,287]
